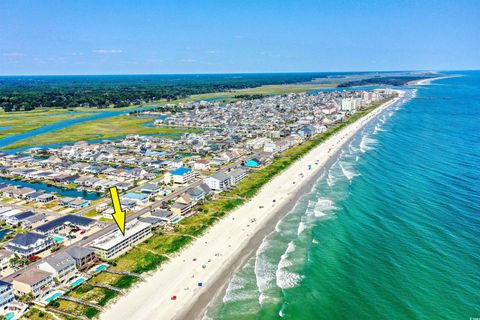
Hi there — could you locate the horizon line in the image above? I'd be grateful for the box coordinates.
[1,68,477,77]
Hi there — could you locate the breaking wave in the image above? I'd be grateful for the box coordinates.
[275,242,303,289]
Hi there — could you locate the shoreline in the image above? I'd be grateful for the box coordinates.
[408,75,460,86]
[100,91,405,320]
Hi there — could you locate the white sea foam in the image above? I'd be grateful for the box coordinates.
[339,162,359,182]
[312,239,319,244]
[297,221,305,235]
[359,134,377,153]
[313,198,336,217]
[255,237,276,304]
[275,242,303,289]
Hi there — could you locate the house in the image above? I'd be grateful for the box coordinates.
[244,158,261,168]
[35,215,95,236]
[229,168,247,185]
[164,167,197,184]
[59,197,90,209]
[140,183,161,194]
[204,172,231,191]
[0,250,14,271]
[186,183,212,202]
[123,192,149,204]
[65,246,97,271]
[36,193,55,203]
[12,269,54,297]
[151,209,174,222]
[38,251,76,282]
[193,159,211,171]
[7,232,52,257]
[6,211,34,227]
[0,280,14,311]
[21,213,47,228]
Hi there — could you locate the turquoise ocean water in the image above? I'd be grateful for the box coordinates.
[204,72,480,320]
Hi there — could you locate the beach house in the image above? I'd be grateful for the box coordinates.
[12,269,54,297]
[7,232,52,258]
[0,280,14,311]
[38,251,77,282]
[65,246,97,271]
[164,167,197,184]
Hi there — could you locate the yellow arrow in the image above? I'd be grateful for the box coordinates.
[109,186,126,235]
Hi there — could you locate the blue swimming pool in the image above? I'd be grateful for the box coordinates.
[44,292,62,303]
[52,236,64,243]
[95,264,107,273]
[71,277,86,287]
[5,312,14,320]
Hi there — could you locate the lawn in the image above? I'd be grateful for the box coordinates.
[3,115,202,149]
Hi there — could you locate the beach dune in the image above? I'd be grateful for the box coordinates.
[101,91,404,320]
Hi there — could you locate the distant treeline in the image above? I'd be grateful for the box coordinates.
[0,73,328,112]
[337,76,438,88]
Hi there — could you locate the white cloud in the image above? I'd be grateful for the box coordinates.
[207,50,217,54]
[180,58,197,63]
[92,49,122,54]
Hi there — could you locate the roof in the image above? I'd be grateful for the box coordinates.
[65,246,95,260]
[209,171,231,182]
[170,167,192,176]
[11,211,34,221]
[36,214,94,233]
[230,168,246,178]
[9,232,48,246]
[13,269,51,285]
[124,192,148,201]
[42,251,75,272]
[0,280,11,288]
[90,219,152,251]
[151,210,173,218]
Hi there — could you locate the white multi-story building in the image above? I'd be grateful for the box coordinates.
[204,172,231,191]
[90,219,153,259]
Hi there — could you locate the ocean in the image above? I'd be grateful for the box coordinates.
[203,71,480,320]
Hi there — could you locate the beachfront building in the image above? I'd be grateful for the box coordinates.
[7,232,52,258]
[204,172,231,191]
[65,246,97,271]
[37,251,76,282]
[229,168,247,186]
[164,167,197,184]
[12,269,54,297]
[0,280,14,312]
[0,250,14,271]
[90,219,153,259]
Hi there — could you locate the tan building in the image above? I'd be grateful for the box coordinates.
[12,269,54,297]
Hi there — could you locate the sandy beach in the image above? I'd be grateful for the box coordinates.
[101,91,405,320]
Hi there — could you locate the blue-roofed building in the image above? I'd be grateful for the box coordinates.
[0,280,14,310]
[165,167,197,184]
[35,214,95,235]
[244,158,261,168]
[7,232,52,257]
[6,211,34,227]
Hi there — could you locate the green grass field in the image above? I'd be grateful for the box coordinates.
[3,115,203,149]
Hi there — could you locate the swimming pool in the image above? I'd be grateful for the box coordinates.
[44,291,62,303]
[52,236,65,244]
[5,312,14,320]
[94,264,107,273]
[70,277,86,287]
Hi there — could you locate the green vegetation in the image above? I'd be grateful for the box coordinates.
[22,307,57,320]
[0,74,328,111]
[68,283,119,306]
[3,115,203,149]
[0,109,93,139]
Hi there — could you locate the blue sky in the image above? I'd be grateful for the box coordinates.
[1,0,479,75]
